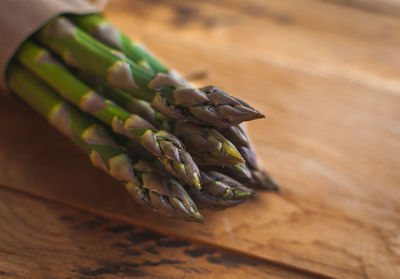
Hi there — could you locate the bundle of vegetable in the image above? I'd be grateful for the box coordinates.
[6,14,278,222]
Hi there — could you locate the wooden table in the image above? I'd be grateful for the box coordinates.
[0,0,399,278]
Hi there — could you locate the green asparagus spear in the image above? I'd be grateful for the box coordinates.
[213,125,280,191]
[16,41,201,189]
[35,17,264,127]
[125,160,203,221]
[7,63,203,222]
[189,171,255,209]
[219,124,259,169]
[69,13,168,74]
[219,163,279,192]
[173,121,244,166]
[218,124,250,149]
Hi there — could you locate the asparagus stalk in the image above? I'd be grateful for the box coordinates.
[35,17,264,128]
[173,121,244,166]
[219,163,279,192]
[219,124,260,169]
[7,63,203,222]
[125,160,203,221]
[117,136,254,209]
[17,41,201,189]
[218,124,250,152]
[189,171,255,209]
[69,14,168,74]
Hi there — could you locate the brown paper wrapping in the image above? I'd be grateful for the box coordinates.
[0,0,107,92]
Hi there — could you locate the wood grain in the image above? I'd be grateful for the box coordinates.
[0,0,399,278]
[0,187,320,279]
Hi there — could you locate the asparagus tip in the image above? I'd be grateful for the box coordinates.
[222,141,245,165]
[193,172,201,189]
[192,211,205,223]
[253,170,280,192]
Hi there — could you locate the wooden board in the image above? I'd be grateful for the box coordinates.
[0,187,318,279]
[0,0,399,278]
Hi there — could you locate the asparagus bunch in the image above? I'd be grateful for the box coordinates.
[70,14,279,190]
[6,13,279,222]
